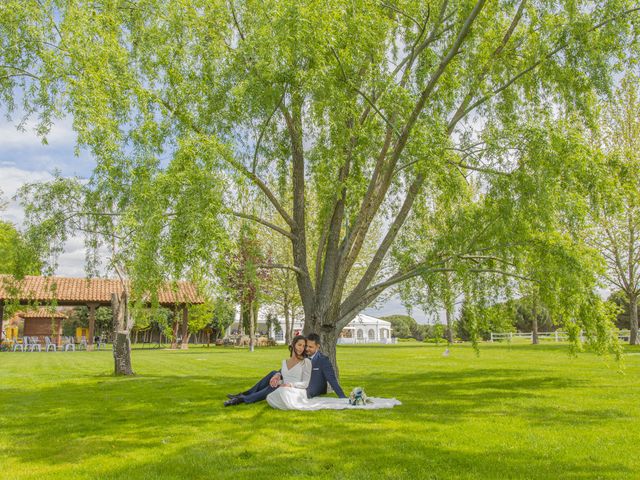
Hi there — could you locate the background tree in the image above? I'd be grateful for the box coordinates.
[2,0,638,369]
[380,314,427,340]
[219,223,269,351]
[209,296,236,340]
[585,73,640,345]
[0,221,41,277]
[607,290,630,330]
[17,171,222,372]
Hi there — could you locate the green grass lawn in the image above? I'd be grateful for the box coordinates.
[1,342,640,480]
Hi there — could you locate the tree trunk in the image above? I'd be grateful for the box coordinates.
[446,307,454,344]
[170,310,179,349]
[630,293,638,345]
[318,327,339,378]
[253,301,259,337]
[284,301,291,345]
[180,306,190,349]
[532,301,539,345]
[289,305,295,340]
[249,301,255,352]
[111,292,134,376]
[113,332,133,375]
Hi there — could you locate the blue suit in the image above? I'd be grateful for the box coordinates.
[240,370,279,404]
[307,351,346,399]
[240,352,346,403]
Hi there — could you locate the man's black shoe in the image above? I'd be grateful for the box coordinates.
[224,397,243,407]
[226,393,242,400]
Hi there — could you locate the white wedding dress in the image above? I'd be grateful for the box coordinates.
[266,358,401,411]
[266,358,312,410]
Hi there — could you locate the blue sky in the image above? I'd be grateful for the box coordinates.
[0,116,433,323]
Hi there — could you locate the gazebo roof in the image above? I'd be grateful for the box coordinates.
[17,308,68,320]
[0,275,203,307]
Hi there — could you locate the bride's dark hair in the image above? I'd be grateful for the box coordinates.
[289,335,307,358]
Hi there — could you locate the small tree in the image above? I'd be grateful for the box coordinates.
[586,73,640,345]
[219,224,270,351]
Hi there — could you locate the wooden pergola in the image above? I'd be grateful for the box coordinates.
[12,308,69,346]
[0,275,204,350]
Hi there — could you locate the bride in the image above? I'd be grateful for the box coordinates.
[266,335,311,410]
[267,334,402,411]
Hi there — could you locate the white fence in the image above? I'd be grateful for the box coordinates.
[490,330,631,342]
[337,337,398,345]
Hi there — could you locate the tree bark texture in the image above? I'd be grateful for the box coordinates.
[446,307,454,344]
[180,306,190,349]
[170,311,179,349]
[284,301,291,345]
[630,293,638,345]
[249,301,255,352]
[111,292,134,376]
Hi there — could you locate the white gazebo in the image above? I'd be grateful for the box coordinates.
[337,314,396,344]
[271,313,396,345]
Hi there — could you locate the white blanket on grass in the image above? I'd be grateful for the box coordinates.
[269,396,401,411]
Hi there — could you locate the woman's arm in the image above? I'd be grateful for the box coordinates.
[291,359,312,389]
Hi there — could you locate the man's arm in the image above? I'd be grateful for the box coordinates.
[321,357,347,398]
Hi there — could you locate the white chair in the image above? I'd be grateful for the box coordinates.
[44,336,57,352]
[26,336,42,352]
[12,338,24,352]
[61,336,75,351]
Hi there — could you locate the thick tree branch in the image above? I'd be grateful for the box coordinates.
[225,210,293,239]
[256,264,307,277]
[343,172,426,309]
[340,0,487,287]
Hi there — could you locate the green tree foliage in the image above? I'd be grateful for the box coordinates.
[456,301,515,345]
[380,314,427,340]
[608,290,630,330]
[0,221,41,276]
[66,306,113,336]
[584,73,640,345]
[2,0,639,367]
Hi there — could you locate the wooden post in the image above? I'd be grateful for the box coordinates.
[56,319,63,346]
[170,306,179,349]
[180,306,189,349]
[87,303,98,351]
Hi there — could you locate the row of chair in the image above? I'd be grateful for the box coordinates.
[11,336,101,352]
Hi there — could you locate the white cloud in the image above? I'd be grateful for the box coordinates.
[0,166,89,277]
[0,166,53,224]
[0,118,77,149]
[364,295,433,324]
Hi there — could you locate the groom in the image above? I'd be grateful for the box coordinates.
[224,332,347,406]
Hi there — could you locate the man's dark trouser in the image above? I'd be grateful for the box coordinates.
[241,370,278,404]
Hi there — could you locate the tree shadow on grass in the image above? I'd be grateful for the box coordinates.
[78,424,633,480]
[0,360,625,478]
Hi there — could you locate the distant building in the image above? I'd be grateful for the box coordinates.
[262,313,396,345]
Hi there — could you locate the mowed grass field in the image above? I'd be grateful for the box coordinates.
[1,342,640,480]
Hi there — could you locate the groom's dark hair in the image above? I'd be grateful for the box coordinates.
[307,333,321,345]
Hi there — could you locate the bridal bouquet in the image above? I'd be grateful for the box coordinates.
[348,387,369,406]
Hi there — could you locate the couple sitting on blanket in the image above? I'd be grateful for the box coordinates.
[224,333,346,410]
[224,332,402,411]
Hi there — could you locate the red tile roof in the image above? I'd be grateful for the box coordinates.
[17,308,68,319]
[0,275,203,306]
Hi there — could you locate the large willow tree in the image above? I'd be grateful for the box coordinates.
[2,0,638,366]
